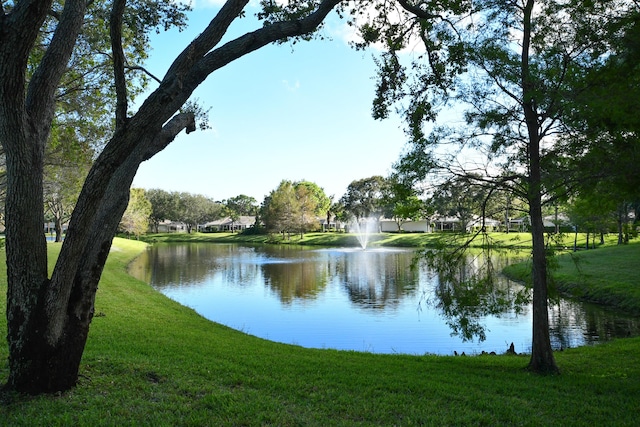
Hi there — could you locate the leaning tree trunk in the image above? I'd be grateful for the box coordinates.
[6,111,197,392]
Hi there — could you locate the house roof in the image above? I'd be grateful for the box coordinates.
[203,216,256,227]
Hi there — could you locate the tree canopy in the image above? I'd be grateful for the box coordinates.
[261,179,330,237]
[340,175,387,220]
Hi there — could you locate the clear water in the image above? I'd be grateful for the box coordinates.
[128,242,640,355]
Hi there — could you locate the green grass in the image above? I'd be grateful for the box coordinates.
[0,237,639,425]
[141,230,619,250]
[504,239,640,316]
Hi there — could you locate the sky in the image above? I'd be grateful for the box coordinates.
[130,1,411,203]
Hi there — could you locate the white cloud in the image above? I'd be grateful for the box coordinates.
[282,79,301,92]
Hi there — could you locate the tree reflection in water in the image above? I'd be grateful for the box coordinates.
[336,249,420,310]
[129,242,640,354]
[421,248,531,342]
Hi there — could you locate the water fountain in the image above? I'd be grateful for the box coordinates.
[350,217,377,249]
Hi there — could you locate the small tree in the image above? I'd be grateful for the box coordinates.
[340,175,386,221]
[146,188,178,233]
[224,194,258,216]
[295,180,330,235]
[119,188,152,237]
[379,175,423,232]
[223,194,258,232]
[262,180,300,238]
[175,192,223,233]
[44,165,91,242]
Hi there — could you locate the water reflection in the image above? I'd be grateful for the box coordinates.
[331,249,419,311]
[128,243,640,355]
[426,251,532,342]
[261,255,329,303]
[549,300,637,349]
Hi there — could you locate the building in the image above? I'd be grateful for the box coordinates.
[155,220,187,233]
[202,216,256,232]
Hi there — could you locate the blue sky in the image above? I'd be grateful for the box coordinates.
[131,1,410,203]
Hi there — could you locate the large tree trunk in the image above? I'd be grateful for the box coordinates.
[2,0,87,393]
[6,112,197,392]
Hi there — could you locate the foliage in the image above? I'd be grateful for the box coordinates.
[42,0,191,152]
[564,5,640,197]
[295,181,331,218]
[261,180,329,237]
[223,194,259,217]
[174,192,224,233]
[340,175,387,220]
[261,180,299,237]
[119,188,152,237]
[349,0,472,133]
[43,138,93,241]
[429,174,491,231]
[389,194,424,230]
[371,0,640,374]
[145,188,178,232]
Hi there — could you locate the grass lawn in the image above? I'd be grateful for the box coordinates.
[141,230,622,250]
[0,236,638,425]
[504,239,640,316]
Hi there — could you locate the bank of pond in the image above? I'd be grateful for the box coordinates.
[1,236,639,425]
[133,232,640,356]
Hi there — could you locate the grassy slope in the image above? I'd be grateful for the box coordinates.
[141,230,620,249]
[504,239,640,316]
[0,237,638,425]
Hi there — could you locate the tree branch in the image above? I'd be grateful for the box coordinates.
[68,111,196,325]
[164,0,250,82]
[128,0,342,149]
[49,0,343,337]
[197,0,342,80]
[126,64,162,84]
[110,0,128,129]
[397,0,440,20]
[26,0,86,134]
[142,112,196,161]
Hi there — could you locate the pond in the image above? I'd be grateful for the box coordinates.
[128,242,640,355]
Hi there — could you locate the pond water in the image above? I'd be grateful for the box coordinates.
[128,242,640,355]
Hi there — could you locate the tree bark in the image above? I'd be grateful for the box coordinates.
[2,0,87,393]
[54,218,63,242]
[527,188,558,373]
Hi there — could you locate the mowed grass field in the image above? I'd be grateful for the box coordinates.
[0,235,638,426]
